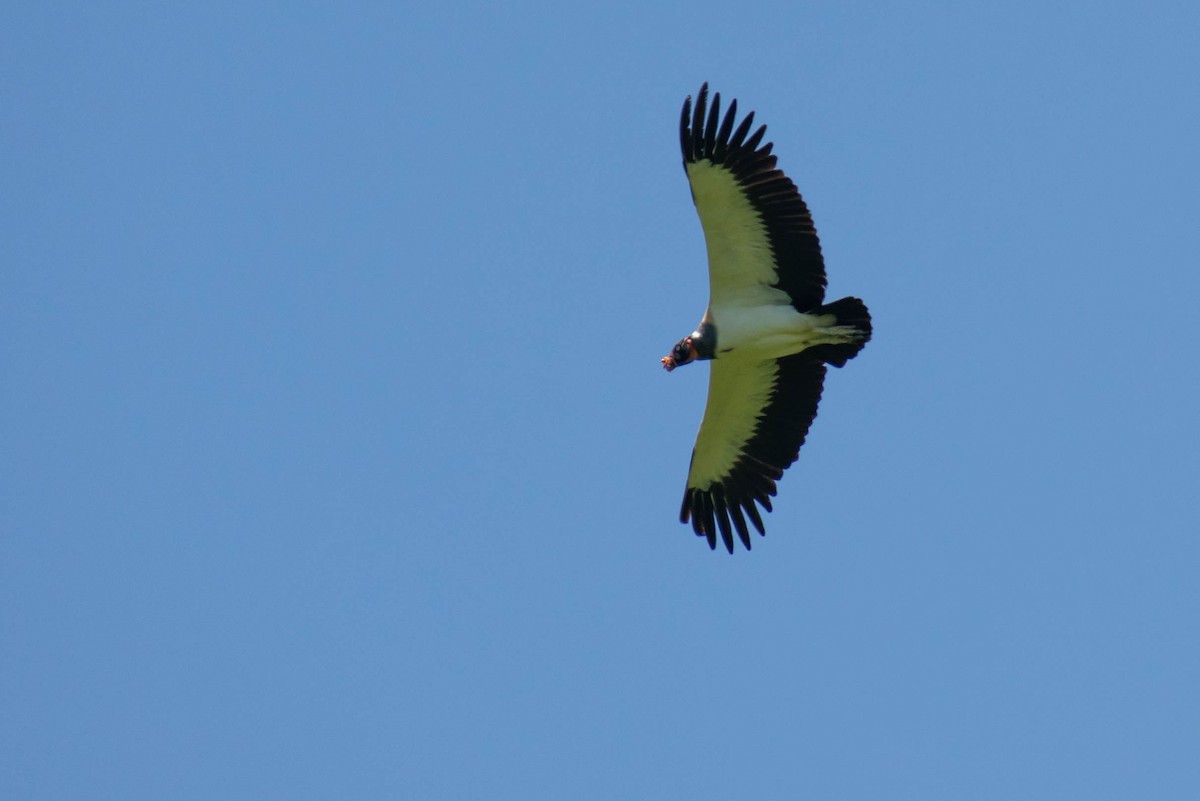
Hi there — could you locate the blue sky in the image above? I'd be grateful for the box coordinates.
[4,1,1199,798]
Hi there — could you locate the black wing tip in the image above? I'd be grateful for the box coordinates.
[680,83,769,168]
[680,486,770,554]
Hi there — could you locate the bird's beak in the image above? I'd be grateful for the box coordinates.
[661,355,677,372]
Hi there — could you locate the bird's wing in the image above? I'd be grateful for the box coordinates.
[681,83,827,312]
[681,352,826,553]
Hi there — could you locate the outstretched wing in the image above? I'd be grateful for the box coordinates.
[681,353,827,553]
[680,83,826,313]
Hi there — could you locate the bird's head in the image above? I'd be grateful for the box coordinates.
[661,337,698,372]
[661,323,716,372]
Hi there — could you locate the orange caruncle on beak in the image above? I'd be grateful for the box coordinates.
[661,355,677,372]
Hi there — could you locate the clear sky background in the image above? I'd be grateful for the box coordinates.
[4,2,1199,799]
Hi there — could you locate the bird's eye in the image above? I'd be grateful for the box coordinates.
[674,342,690,360]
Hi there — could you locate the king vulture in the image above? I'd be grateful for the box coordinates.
[662,84,872,553]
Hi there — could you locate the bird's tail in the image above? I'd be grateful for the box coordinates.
[809,296,872,368]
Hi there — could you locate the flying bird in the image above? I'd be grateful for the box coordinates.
[663,83,872,553]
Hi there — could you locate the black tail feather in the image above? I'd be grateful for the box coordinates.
[808,296,872,368]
